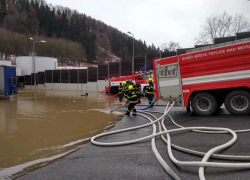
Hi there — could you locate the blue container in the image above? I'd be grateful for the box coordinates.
[0,65,17,96]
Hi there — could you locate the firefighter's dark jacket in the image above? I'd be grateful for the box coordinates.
[127,90,138,103]
[147,82,154,94]
[136,83,141,94]
[118,85,123,94]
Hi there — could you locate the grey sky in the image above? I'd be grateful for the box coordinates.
[46,0,250,48]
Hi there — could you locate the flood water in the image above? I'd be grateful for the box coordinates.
[0,90,123,176]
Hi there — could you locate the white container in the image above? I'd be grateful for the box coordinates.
[16,56,58,76]
[0,60,11,66]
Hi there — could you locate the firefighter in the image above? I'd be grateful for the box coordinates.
[130,81,135,89]
[125,85,138,116]
[147,78,154,108]
[122,81,126,96]
[125,80,130,103]
[124,81,128,99]
[118,82,124,102]
[136,81,141,104]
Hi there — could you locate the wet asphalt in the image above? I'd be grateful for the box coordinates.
[17,100,250,180]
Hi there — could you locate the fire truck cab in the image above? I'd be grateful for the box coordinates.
[154,38,250,116]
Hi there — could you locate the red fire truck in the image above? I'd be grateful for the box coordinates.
[153,38,250,116]
[105,72,153,95]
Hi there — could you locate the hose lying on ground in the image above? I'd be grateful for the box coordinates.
[107,99,158,111]
[109,93,119,98]
[100,90,106,94]
[91,103,250,180]
[143,110,250,161]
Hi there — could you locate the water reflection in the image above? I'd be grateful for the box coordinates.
[0,90,122,170]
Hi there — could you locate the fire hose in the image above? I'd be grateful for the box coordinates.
[100,90,106,94]
[92,102,250,180]
[109,93,119,98]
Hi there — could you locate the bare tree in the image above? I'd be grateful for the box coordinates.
[196,12,250,45]
[160,41,180,52]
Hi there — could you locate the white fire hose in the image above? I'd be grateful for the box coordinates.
[91,102,250,180]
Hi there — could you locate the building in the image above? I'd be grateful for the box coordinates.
[16,56,58,76]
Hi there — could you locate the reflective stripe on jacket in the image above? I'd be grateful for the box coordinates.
[147,83,154,94]
[136,84,141,94]
[118,85,123,94]
[127,91,138,103]
[124,85,129,94]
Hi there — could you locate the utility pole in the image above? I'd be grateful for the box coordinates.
[30,37,46,93]
[127,31,135,74]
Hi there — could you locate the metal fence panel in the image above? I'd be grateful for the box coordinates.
[69,70,78,83]
[98,64,108,80]
[45,70,53,83]
[61,70,69,83]
[79,69,87,84]
[25,75,31,85]
[53,70,60,83]
[88,67,97,82]
[134,57,145,72]
[121,61,132,76]
[109,62,119,78]
[146,55,159,71]
[38,72,45,84]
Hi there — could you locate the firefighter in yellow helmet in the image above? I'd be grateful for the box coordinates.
[121,81,126,101]
[147,78,154,108]
[124,80,129,100]
[125,85,138,116]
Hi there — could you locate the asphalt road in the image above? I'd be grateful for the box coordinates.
[17,101,250,180]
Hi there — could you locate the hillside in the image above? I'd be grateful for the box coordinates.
[0,0,159,65]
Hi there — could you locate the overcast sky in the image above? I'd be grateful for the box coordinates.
[46,0,250,48]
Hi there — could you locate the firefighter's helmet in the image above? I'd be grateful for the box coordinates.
[128,85,134,90]
[148,78,153,82]
[122,81,126,85]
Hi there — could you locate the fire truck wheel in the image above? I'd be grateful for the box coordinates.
[224,90,250,115]
[191,92,217,116]
[111,87,118,95]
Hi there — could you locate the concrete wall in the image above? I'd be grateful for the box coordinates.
[38,84,45,90]
[24,85,36,90]
[26,81,106,92]
[97,80,106,92]
[34,83,88,92]
[16,56,58,76]
[44,83,53,90]
[87,82,97,92]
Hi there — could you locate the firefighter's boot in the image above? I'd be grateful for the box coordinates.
[125,111,130,116]
[132,108,137,116]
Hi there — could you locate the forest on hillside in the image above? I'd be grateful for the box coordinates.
[0,0,160,65]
